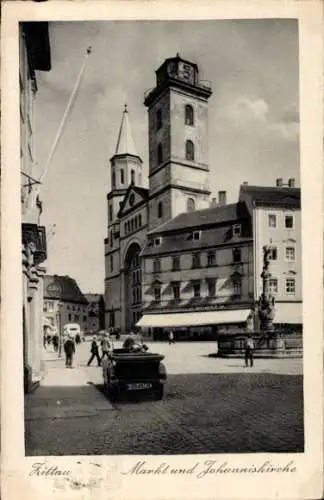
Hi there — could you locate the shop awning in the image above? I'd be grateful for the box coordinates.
[274,303,303,324]
[136,309,251,328]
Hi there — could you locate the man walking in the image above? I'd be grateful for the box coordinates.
[101,333,111,361]
[87,335,101,366]
[64,335,75,368]
[244,334,255,367]
[168,330,175,345]
[52,333,59,352]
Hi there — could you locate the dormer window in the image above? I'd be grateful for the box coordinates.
[232,224,241,237]
[193,230,201,241]
[155,237,162,247]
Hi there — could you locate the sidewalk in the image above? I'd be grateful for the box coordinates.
[26,353,113,424]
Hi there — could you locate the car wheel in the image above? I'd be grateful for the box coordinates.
[154,385,164,401]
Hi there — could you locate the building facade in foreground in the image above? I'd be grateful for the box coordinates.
[20,22,51,392]
[104,55,302,341]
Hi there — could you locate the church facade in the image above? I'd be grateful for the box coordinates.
[104,55,302,340]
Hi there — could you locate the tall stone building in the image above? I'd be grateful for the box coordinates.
[20,22,51,392]
[104,55,302,340]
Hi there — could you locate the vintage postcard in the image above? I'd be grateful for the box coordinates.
[1,1,323,499]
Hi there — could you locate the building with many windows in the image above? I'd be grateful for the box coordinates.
[20,22,52,392]
[104,54,302,340]
[240,180,302,334]
[44,275,88,335]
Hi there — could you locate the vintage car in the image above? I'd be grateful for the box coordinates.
[102,348,167,402]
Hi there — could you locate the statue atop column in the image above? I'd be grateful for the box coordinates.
[258,245,275,334]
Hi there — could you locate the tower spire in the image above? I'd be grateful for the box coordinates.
[115,104,138,157]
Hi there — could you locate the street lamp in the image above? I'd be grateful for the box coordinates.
[46,280,63,357]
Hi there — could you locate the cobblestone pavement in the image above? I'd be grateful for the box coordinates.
[25,342,303,455]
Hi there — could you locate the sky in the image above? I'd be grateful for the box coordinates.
[34,19,300,294]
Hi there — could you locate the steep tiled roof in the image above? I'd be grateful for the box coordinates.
[84,293,104,303]
[142,203,252,257]
[148,202,248,235]
[44,275,88,304]
[239,185,301,208]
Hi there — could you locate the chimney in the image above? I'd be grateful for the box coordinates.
[276,178,283,187]
[218,191,227,206]
[288,178,296,188]
[210,197,217,207]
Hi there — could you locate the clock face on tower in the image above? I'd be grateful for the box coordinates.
[178,62,195,84]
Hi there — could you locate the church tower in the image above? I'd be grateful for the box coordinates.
[144,55,212,230]
[107,104,143,228]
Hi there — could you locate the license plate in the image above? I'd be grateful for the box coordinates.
[127,383,152,390]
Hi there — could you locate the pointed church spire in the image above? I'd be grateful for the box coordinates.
[115,103,138,157]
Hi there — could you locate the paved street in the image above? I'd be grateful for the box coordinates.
[25,341,303,455]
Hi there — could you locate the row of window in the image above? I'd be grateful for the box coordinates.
[156,104,194,131]
[152,248,242,273]
[43,302,87,313]
[112,169,136,189]
[268,214,295,229]
[268,277,296,294]
[156,139,195,165]
[152,224,242,245]
[124,213,142,235]
[266,246,296,261]
[152,276,297,302]
[153,278,242,302]
[67,314,87,322]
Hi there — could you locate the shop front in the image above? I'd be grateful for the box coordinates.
[136,308,252,341]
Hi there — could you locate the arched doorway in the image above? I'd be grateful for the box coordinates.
[124,242,142,331]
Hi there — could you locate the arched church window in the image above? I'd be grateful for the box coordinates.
[157,143,163,165]
[187,197,195,212]
[185,140,195,161]
[185,105,194,126]
[131,169,135,184]
[112,170,116,188]
[121,169,124,184]
[158,201,163,218]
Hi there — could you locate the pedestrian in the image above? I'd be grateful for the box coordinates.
[101,333,111,361]
[64,335,75,368]
[168,330,175,345]
[87,335,101,366]
[52,333,59,352]
[244,334,255,367]
[75,333,81,345]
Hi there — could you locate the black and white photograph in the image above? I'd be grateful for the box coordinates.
[1,1,323,499]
